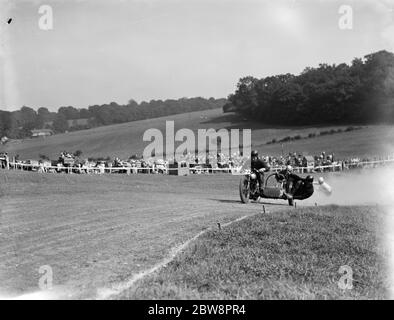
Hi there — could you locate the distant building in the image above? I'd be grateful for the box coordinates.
[31,129,54,138]
[302,155,315,168]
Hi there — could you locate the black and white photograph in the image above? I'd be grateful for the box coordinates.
[1,0,394,306]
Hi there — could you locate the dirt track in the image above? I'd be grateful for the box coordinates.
[0,171,293,299]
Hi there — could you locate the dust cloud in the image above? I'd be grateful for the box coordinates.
[304,167,394,207]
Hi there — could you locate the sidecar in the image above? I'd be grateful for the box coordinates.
[239,172,314,206]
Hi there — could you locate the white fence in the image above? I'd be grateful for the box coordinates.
[2,156,394,175]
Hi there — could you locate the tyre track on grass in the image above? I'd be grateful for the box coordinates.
[95,214,258,300]
[1,171,287,298]
[2,200,265,299]
[0,199,246,258]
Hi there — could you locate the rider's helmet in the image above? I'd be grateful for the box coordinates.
[251,150,259,158]
[286,165,293,172]
[305,175,314,183]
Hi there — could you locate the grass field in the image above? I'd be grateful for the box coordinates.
[2,109,394,160]
[125,205,390,300]
[1,167,393,299]
[0,170,263,299]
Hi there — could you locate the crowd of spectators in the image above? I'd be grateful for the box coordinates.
[0,152,9,169]
[2,150,394,175]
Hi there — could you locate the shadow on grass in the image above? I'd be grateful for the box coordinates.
[259,201,289,206]
[209,199,242,204]
[211,198,288,206]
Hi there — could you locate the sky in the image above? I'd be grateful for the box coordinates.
[0,0,394,111]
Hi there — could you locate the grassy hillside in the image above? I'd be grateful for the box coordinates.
[2,108,394,160]
[123,205,390,300]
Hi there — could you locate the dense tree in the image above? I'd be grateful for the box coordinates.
[52,113,69,133]
[0,111,12,137]
[227,50,394,125]
[36,107,51,128]
[0,97,227,138]
[58,106,80,120]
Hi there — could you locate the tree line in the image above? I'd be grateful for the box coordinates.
[224,50,394,125]
[0,97,227,139]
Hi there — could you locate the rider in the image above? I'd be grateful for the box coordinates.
[251,150,270,193]
[295,175,314,199]
[275,165,295,199]
[276,166,314,200]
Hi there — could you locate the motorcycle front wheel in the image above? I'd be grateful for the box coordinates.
[239,176,250,204]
